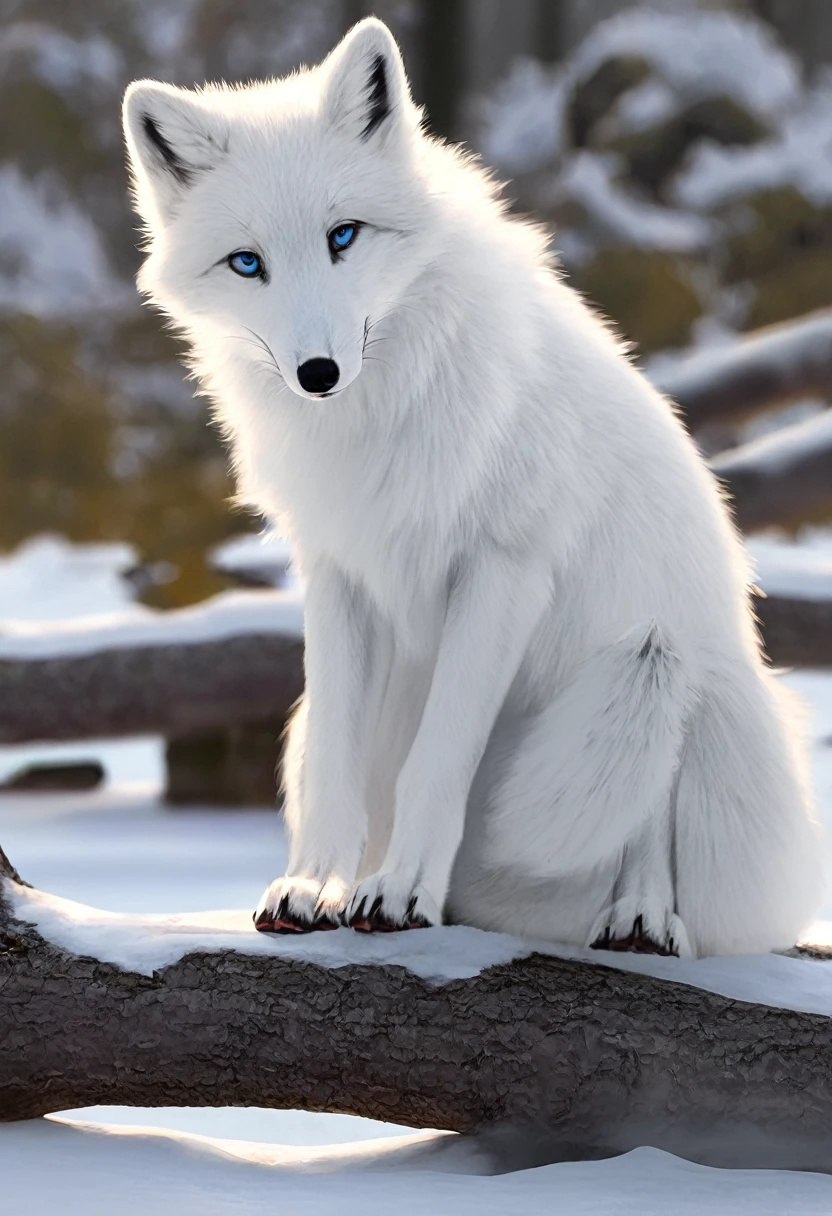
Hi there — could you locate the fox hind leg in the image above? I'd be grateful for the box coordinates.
[588,795,692,957]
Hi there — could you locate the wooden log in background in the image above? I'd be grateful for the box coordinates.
[756,593,832,670]
[659,308,832,431]
[0,631,303,745]
[711,411,832,532]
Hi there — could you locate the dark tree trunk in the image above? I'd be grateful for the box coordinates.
[1,851,832,1173]
[420,0,466,140]
[341,0,366,36]
[534,0,566,64]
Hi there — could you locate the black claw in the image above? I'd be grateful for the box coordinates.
[369,894,385,920]
[312,902,340,931]
[632,914,644,939]
[254,911,277,933]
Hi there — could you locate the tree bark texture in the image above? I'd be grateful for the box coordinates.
[1,861,832,1173]
[658,309,832,431]
[0,593,830,749]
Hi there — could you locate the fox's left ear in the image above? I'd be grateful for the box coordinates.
[322,18,416,144]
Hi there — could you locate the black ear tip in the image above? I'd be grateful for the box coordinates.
[141,112,192,184]
[361,51,390,140]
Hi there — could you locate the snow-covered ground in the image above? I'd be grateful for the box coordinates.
[6,1121,832,1216]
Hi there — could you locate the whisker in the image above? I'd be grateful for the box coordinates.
[227,327,287,383]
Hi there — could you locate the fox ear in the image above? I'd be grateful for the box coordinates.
[123,81,228,225]
[322,18,415,143]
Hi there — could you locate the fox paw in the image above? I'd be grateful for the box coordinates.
[588,897,692,958]
[253,875,346,934]
[347,873,441,933]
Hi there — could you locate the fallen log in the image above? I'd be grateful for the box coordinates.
[0,630,303,744]
[658,309,832,431]
[1,848,831,1173]
[755,592,832,669]
[711,410,832,532]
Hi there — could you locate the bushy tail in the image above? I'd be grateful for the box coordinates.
[674,664,823,956]
[488,623,691,878]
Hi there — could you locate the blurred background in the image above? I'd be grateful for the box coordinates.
[2,0,831,610]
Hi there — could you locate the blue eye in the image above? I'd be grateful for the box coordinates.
[228,250,264,278]
[328,223,359,256]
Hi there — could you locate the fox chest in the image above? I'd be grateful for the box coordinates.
[252,420,462,645]
[298,496,450,652]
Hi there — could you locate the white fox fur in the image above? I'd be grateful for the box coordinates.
[123,18,822,956]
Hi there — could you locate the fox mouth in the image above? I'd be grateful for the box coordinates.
[301,319,371,399]
[303,386,345,401]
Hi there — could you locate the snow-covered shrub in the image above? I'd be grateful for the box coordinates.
[476,5,832,357]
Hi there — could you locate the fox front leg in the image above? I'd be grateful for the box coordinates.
[347,552,552,932]
[255,560,374,933]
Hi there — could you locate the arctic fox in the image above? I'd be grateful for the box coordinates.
[123,18,821,957]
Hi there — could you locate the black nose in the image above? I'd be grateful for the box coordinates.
[297,357,340,395]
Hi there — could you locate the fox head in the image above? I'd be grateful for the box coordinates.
[123,19,442,401]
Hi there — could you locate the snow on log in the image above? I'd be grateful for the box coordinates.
[2,856,832,1173]
[746,531,832,601]
[657,309,832,430]
[209,531,295,588]
[711,410,832,532]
